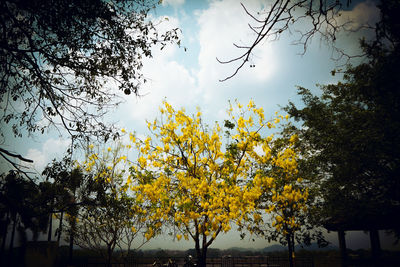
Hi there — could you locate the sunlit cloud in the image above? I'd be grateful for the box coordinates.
[161,0,185,7]
[194,0,279,118]
[119,15,198,134]
[22,138,70,173]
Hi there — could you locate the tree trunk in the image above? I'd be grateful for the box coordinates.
[194,237,208,267]
[197,248,207,267]
[287,233,294,267]
[57,211,64,243]
[106,244,113,267]
[68,223,75,264]
[292,233,295,266]
[338,230,347,267]
[47,213,53,242]
[9,214,17,252]
[0,212,10,264]
[370,229,381,267]
[195,238,201,266]
[0,211,9,256]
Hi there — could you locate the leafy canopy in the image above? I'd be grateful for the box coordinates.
[0,0,179,165]
[122,100,304,266]
[73,143,150,263]
[284,9,400,230]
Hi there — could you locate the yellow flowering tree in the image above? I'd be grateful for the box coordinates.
[247,130,319,267]
[128,100,300,267]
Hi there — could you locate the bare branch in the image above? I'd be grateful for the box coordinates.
[0,147,33,163]
[218,0,357,81]
[0,148,35,181]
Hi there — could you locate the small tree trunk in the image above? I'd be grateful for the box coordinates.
[57,211,64,243]
[0,212,10,264]
[338,230,347,267]
[106,243,113,267]
[47,213,53,242]
[68,223,75,264]
[287,233,294,267]
[68,234,73,262]
[9,214,17,252]
[1,211,9,255]
[292,233,295,267]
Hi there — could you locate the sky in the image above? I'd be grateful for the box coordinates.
[2,0,398,251]
[3,0,381,174]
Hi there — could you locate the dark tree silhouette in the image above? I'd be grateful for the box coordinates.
[283,0,400,243]
[0,171,49,264]
[0,0,179,172]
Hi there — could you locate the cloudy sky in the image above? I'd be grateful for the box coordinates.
[3,0,396,250]
[8,0,381,175]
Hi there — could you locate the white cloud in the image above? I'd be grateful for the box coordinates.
[116,0,283,134]
[195,0,278,109]
[339,0,380,31]
[120,15,198,132]
[24,149,47,172]
[161,0,185,7]
[126,58,197,122]
[23,138,70,173]
[116,0,341,138]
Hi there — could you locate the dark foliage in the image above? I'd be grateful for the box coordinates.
[284,0,400,235]
[0,0,179,172]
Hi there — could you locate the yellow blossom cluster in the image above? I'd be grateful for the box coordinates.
[64,212,79,223]
[79,142,130,187]
[262,134,309,237]
[76,101,307,246]
[76,142,148,225]
[128,100,301,246]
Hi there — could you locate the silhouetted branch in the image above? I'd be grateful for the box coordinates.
[0,147,35,180]
[0,147,33,163]
[217,0,357,81]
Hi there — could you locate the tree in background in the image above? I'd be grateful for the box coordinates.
[75,143,149,267]
[246,129,327,267]
[42,156,100,263]
[128,101,303,267]
[0,171,49,264]
[0,0,179,173]
[42,158,83,244]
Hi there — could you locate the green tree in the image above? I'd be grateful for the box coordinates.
[73,143,148,267]
[283,0,400,240]
[0,171,49,264]
[42,156,94,258]
[0,0,179,172]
